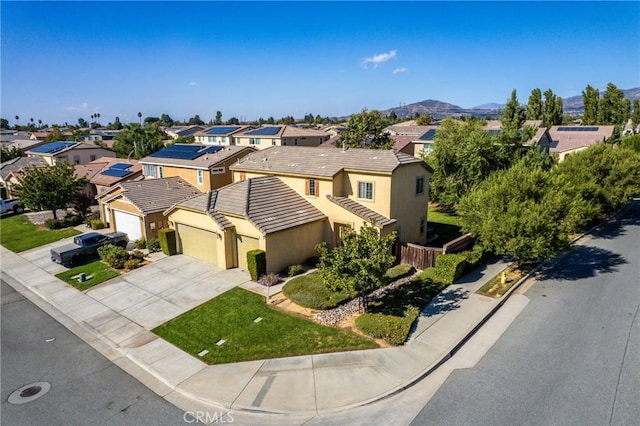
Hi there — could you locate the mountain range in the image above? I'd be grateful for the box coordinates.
[381,87,640,119]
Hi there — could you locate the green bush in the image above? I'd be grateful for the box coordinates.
[287,264,305,277]
[45,218,64,229]
[247,249,266,281]
[84,211,100,224]
[131,249,145,260]
[384,264,413,282]
[90,219,105,230]
[283,272,354,310]
[433,252,469,284]
[124,258,141,270]
[158,228,177,255]
[356,307,419,345]
[63,214,83,227]
[146,237,161,253]
[98,244,129,269]
[133,237,146,249]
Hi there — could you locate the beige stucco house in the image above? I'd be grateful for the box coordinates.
[25,141,115,165]
[548,125,615,161]
[193,125,249,145]
[233,126,330,150]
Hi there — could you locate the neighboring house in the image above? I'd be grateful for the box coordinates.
[0,156,48,197]
[390,135,418,156]
[4,139,49,152]
[322,125,346,138]
[164,126,205,140]
[0,131,31,143]
[139,144,256,191]
[193,126,248,145]
[233,126,330,149]
[96,177,200,241]
[548,125,615,161]
[77,157,143,200]
[29,130,74,141]
[25,142,115,165]
[164,176,327,272]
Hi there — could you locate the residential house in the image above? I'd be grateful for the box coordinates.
[165,146,432,273]
[25,142,115,166]
[0,131,31,143]
[164,126,205,140]
[139,144,256,191]
[0,156,48,198]
[3,139,49,152]
[78,157,143,201]
[548,125,615,161]
[96,177,200,241]
[233,126,330,149]
[193,126,248,145]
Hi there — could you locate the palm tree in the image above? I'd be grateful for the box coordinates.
[38,119,42,128]
[14,115,19,127]
[137,112,142,125]
[97,112,101,126]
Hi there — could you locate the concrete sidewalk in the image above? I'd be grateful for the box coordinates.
[1,245,513,417]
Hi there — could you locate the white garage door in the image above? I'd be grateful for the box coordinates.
[113,210,142,241]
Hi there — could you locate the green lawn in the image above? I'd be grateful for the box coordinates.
[153,287,378,364]
[0,214,81,253]
[55,260,120,291]
[427,206,463,247]
[282,271,356,310]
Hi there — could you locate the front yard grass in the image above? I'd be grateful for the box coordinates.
[1,214,81,253]
[153,287,378,364]
[428,205,463,247]
[55,260,120,291]
[282,271,356,310]
[476,263,536,298]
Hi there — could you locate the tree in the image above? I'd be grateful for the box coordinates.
[13,162,88,220]
[214,111,223,125]
[110,116,123,130]
[543,89,563,127]
[38,119,42,129]
[15,115,19,127]
[581,85,599,125]
[0,146,22,162]
[45,126,65,142]
[1,118,9,129]
[226,117,240,125]
[137,112,142,124]
[77,117,88,128]
[316,223,396,311]
[187,115,205,125]
[144,116,160,125]
[597,82,629,126]
[340,109,392,149]
[112,123,165,159]
[415,112,432,125]
[631,99,640,131]
[501,89,526,136]
[160,113,174,127]
[527,88,543,120]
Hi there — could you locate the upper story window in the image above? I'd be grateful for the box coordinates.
[90,154,96,161]
[208,136,214,143]
[358,181,374,201]
[272,139,277,146]
[305,178,318,196]
[197,169,204,185]
[144,164,157,178]
[239,172,246,181]
[416,176,425,195]
[249,138,260,145]
[422,143,434,154]
[158,166,164,178]
[211,167,225,174]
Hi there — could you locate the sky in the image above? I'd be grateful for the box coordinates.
[2,1,639,126]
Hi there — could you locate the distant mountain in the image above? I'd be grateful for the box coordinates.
[380,87,640,119]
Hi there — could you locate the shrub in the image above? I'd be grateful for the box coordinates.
[283,272,354,310]
[257,272,280,287]
[158,228,177,255]
[124,258,141,270]
[433,252,469,284]
[98,244,129,269]
[287,264,305,277]
[62,214,83,227]
[133,237,146,249]
[384,264,413,282]
[146,237,161,253]
[131,249,145,260]
[355,307,419,345]
[45,218,64,229]
[247,249,266,281]
[90,219,105,230]
[84,211,101,224]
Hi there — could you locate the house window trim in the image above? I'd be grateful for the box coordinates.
[210,167,225,175]
[197,169,204,185]
[415,175,425,196]
[158,166,164,178]
[143,164,157,178]
[305,178,319,197]
[357,181,374,201]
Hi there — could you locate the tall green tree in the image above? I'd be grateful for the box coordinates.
[160,113,174,127]
[187,115,205,125]
[597,82,629,126]
[543,89,563,127]
[631,98,640,130]
[214,111,223,125]
[526,88,543,120]
[110,116,123,130]
[0,146,22,162]
[340,109,392,149]
[1,118,9,129]
[581,85,599,125]
[316,224,396,311]
[45,127,66,142]
[501,89,526,135]
[112,124,164,159]
[415,112,432,125]
[13,162,88,220]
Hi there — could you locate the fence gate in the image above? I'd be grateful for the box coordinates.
[394,242,443,270]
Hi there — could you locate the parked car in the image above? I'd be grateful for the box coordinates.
[50,232,129,266]
[0,199,24,215]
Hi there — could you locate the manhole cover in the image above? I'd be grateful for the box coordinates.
[8,382,50,405]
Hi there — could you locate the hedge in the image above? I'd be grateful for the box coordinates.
[247,249,266,281]
[356,307,420,345]
[158,228,177,256]
[433,252,469,284]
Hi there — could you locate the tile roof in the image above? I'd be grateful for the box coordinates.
[0,156,48,179]
[139,145,254,169]
[193,125,249,137]
[87,158,143,187]
[101,177,201,214]
[548,125,615,153]
[231,146,431,177]
[326,195,396,228]
[6,139,48,151]
[386,124,434,136]
[167,176,326,234]
[281,126,328,137]
[390,135,416,151]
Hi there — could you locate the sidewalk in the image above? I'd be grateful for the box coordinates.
[1,245,514,417]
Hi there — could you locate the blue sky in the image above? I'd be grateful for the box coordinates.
[2,1,639,125]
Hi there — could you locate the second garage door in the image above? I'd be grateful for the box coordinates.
[113,210,142,241]
[177,224,218,265]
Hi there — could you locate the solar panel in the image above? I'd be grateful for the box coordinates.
[557,126,600,132]
[200,146,223,154]
[111,163,133,170]
[244,127,282,136]
[418,129,437,140]
[206,126,240,135]
[101,168,132,178]
[30,141,76,154]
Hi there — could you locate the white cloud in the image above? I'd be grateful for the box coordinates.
[64,102,89,111]
[392,68,407,74]
[362,50,397,68]
[189,81,198,86]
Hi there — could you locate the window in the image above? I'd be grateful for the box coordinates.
[90,155,96,161]
[249,138,261,145]
[197,169,204,185]
[305,179,318,196]
[419,217,425,234]
[422,143,434,154]
[73,155,80,165]
[150,222,156,230]
[272,139,277,146]
[416,176,425,195]
[294,138,298,146]
[158,166,164,178]
[239,172,246,181]
[358,181,374,200]
[210,167,225,174]
[143,164,156,178]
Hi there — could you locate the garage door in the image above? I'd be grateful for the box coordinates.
[236,234,260,270]
[177,224,218,265]
[113,210,142,241]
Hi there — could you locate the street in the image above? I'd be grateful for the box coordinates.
[412,202,640,425]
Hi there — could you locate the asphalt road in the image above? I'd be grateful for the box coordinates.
[1,279,186,426]
[412,201,640,426]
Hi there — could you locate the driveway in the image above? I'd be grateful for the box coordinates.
[84,255,251,329]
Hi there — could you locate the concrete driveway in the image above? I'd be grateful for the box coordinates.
[85,255,251,329]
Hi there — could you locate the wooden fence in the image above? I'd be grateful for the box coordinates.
[442,233,474,254]
[394,242,443,270]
